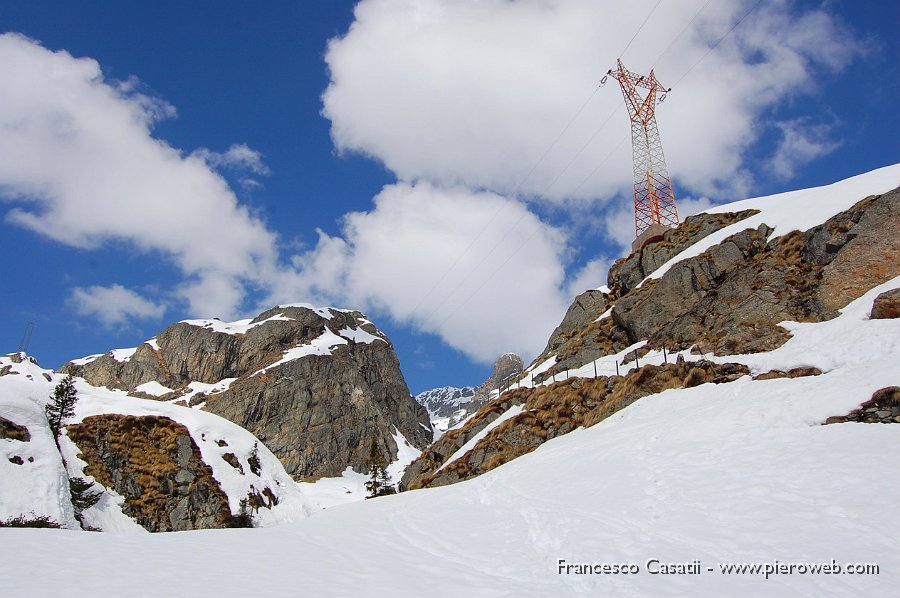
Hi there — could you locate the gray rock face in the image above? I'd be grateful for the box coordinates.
[477,353,524,397]
[607,209,761,298]
[535,187,899,378]
[67,415,233,532]
[63,305,432,480]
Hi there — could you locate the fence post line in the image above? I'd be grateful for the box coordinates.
[593,360,597,378]
[663,347,667,364]
[616,360,619,376]
[635,349,640,368]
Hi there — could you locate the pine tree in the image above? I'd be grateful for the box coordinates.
[365,436,395,498]
[68,477,102,525]
[45,375,78,443]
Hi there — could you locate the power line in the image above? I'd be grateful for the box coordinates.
[620,0,664,60]
[405,85,602,321]
[417,3,673,320]
[671,0,765,88]
[434,0,767,324]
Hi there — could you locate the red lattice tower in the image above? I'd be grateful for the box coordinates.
[606,59,679,238]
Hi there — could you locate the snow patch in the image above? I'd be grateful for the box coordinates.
[109,347,137,362]
[134,381,174,397]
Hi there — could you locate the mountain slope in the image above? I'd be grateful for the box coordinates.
[402,164,900,489]
[1,165,898,595]
[1,279,897,594]
[0,353,313,531]
[63,304,432,479]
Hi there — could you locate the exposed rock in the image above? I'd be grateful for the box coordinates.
[477,353,524,398]
[0,416,30,441]
[62,305,433,480]
[403,360,749,490]
[753,367,823,381]
[67,415,235,532]
[870,288,900,320]
[818,189,900,310]
[823,386,900,425]
[541,288,610,357]
[607,210,761,298]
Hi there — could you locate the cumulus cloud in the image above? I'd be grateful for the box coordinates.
[767,118,840,180]
[69,284,166,327]
[0,0,867,369]
[272,182,571,363]
[323,0,861,201]
[0,33,277,319]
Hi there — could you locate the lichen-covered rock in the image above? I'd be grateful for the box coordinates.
[62,305,432,480]
[536,187,900,377]
[607,209,761,298]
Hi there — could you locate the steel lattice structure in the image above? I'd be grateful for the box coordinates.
[606,59,679,238]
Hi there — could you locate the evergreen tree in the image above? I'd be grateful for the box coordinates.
[45,375,78,443]
[365,436,395,498]
[68,477,102,525]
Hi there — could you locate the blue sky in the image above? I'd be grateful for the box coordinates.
[1,1,897,394]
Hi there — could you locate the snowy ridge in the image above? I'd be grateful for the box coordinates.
[642,163,900,286]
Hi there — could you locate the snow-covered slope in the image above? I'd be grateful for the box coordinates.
[1,276,897,594]
[0,354,314,530]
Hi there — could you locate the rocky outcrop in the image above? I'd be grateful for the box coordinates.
[818,190,900,310]
[67,415,235,532]
[533,187,900,380]
[403,183,900,492]
[0,416,30,442]
[63,305,432,480]
[607,209,761,297]
[477,353,524,397]
[402,359,749,490]
[824,387,900,424]
[870,289,900,320]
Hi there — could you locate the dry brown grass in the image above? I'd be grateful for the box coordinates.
[415,360,749,489]
[67,414,230,530]
[0,416,30,441]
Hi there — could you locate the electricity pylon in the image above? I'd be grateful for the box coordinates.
[605,59,679,239]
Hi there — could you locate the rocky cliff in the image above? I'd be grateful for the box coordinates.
[62,304,432,480]
[401,180,900,490]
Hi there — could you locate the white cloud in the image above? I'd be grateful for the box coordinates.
[323,0,861,201]
[767,118,840,180]
[565,256,613,298]
[192,143,271,176]
[69,284,166,327]
[272,182,571,363]
[0,33,277,320]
